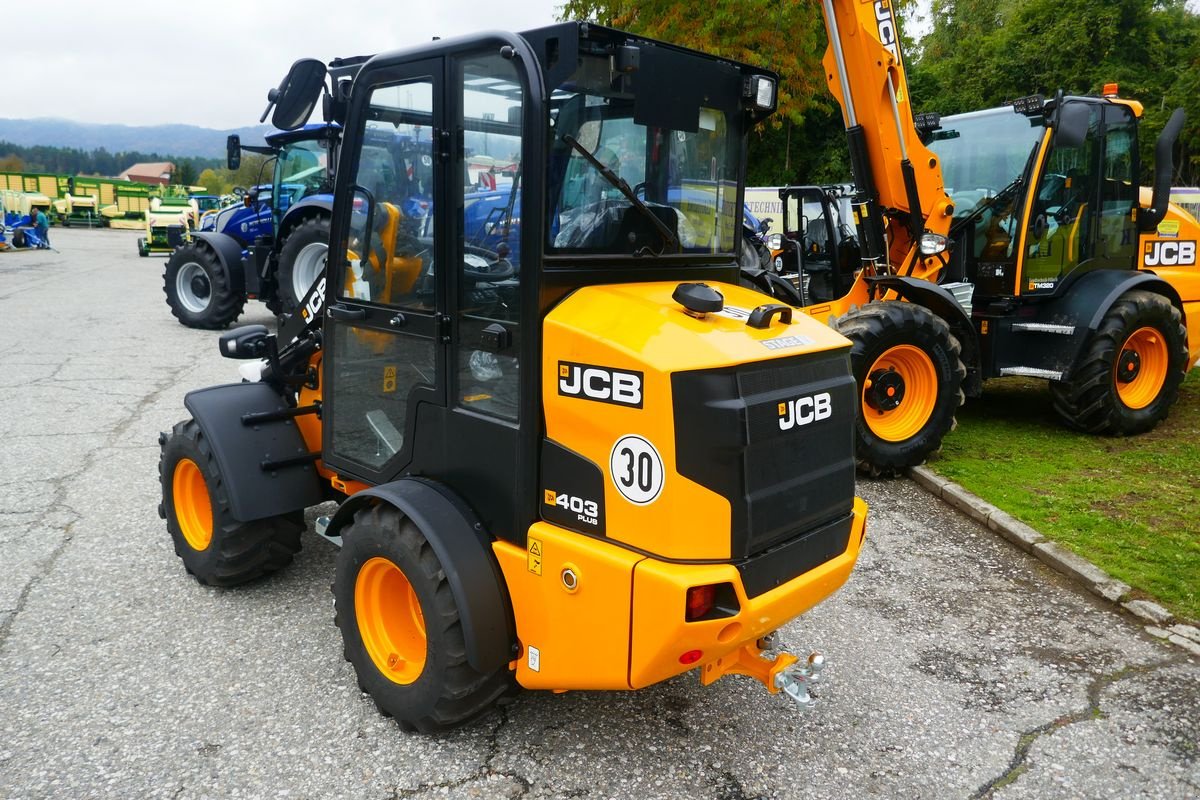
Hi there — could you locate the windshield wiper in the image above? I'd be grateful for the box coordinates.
[562,134,680,253]
[951,175,1024,232]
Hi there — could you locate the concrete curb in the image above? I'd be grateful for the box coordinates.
[908,465,1192,657]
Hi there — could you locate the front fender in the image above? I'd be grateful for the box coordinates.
[327,478,516,675]
[189,231,248,292]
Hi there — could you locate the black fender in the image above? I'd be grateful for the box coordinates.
[865,275,981,395]
[1039,269,1184,377]
[189,231,249,293]
[183,382,323,522]
[278,197,332,242]
[326,478,516,675]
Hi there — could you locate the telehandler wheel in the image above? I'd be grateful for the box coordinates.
[277,216,330,314]
[837,302,966,476]
[159,419,303,586]
[163,243,245,329]
[1050,290,1188,435]
[333,504,514,733]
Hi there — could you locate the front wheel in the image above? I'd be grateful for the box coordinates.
[836,302,966,476]
[159,419,303,586]
[1050,290,1188,434]
[163,242,245,329]
[277,216,330,314]
[333,504,513,733]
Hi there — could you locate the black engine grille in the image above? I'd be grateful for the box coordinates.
[672,349,856,560]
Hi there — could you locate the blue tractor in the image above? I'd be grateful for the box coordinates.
[163,57,366,328]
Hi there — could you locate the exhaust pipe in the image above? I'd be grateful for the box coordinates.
[1140,107,1186,232]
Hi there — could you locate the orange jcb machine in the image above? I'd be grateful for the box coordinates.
[158,24,867,732]
[745,0,1197,475]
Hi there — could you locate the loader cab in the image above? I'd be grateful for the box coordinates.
[931,97,1141,300]
[320,24,776,540]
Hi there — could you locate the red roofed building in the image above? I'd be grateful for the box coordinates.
[118,162,175,185]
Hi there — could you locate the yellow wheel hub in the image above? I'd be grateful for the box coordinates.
[1115,327,1168,410]
[355,557,427,685]
[863,344,938,442]
[172,458,213,551]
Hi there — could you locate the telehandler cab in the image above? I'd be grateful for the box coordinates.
[745,0,1198,474]
[159,23,867,732]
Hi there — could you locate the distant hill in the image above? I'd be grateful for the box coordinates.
[0,118,276,159]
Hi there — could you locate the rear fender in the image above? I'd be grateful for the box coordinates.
[189,231,249,293]
[326,478,516,675]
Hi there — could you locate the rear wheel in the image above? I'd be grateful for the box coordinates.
[333,504,513,733]
[137,238,149,257]
[1050,290,1187,434]
[837,302,966,475]
[159,419,303,586]
[163,242,245,329]
[277,216,330,314]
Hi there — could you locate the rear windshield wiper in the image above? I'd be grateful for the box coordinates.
[562,134,680,253]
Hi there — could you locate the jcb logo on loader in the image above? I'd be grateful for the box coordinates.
[873,1,901,61]
[778,392,833,431]
[558,361,644,408]
[1143,240,1196,267]
[301,276,327,322]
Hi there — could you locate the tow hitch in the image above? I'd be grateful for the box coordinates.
[700,641,826,710]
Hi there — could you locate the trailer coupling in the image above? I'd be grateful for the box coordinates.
[699,641,825,710]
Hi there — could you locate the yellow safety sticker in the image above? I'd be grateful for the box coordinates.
[527,537,543,576]
[382,366,397,393]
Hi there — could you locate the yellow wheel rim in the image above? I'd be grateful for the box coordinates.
[1115,327,1168,410]
[172,458,213,551]
[862,344,939,442]
[355,557,427,685]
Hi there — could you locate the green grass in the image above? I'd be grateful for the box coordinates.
[925,369,1200,622]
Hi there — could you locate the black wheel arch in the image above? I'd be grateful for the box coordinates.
[187,231,248,293]
[866,276,982,397]
[278,198,333,244]
[327,477,517,676]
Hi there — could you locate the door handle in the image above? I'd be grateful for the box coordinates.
[327,303,366,321]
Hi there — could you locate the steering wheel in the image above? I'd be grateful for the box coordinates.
[463,244,515,282]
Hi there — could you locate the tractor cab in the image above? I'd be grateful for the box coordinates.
[767,184,859,305]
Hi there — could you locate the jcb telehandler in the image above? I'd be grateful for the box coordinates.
[745,0,1198,474]
[159,23,868,732]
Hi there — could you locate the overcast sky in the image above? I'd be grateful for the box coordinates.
[7,0,563,129]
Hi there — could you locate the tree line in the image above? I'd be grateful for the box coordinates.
[0,141,221,187]
[561,0,1200,187]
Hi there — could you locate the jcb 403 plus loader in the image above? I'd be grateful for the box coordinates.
[159,23,867,732]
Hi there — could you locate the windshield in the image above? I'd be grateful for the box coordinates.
[927,107,1045,218]
[274,138,330,214]
[547,58,742,257]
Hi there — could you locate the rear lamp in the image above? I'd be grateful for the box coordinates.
[685,585,716,621]
[919,232,948,256]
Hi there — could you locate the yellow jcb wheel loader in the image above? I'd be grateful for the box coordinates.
[159,23,867,733]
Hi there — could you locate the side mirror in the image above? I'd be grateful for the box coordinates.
[218,325,271,359]
[758,218,772,234]
[1053,103,1091,150]
[226,134,241,171]
[269,58,328,131]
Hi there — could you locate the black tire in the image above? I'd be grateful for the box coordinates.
[277,216,330,314]
[163,242,245,329]
[158,419,303,587]
[1049,290,1188,434]
[333,504,514,733]
[836,302,966,475]
[12,229,25,248]
[137,238,148,257]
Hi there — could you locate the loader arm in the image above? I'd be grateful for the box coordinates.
[818,0,953,283]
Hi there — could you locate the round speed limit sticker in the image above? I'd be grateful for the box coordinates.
[609,434,664,505]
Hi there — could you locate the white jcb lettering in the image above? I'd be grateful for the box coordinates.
[874,1,900,59]
[1144,240,1197,267]
[778,392,833,431]
[558,362,644,408]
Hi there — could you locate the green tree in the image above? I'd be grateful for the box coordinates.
[174,160,198,186]
[0,153,23,172]
[196,168,226,195]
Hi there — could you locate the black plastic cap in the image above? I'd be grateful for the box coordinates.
[672,282,724,314]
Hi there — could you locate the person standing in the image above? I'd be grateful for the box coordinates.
[33,207,50,249]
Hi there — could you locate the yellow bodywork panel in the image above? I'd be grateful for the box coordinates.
[494,524,643,690]
[630,497,867,689]
[542,280,851,561]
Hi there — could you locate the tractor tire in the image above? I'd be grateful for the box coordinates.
[1049,290,1188,435]
[333,504,514,733]
[836,302,966,476]
[163,242,245,329]
[137,238,148,257]
[159,419,303,587]
[277,216,330,314]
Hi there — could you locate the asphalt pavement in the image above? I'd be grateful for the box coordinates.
[1,228,1196,799]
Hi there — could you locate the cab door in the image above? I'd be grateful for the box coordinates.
[323,59,446,480]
